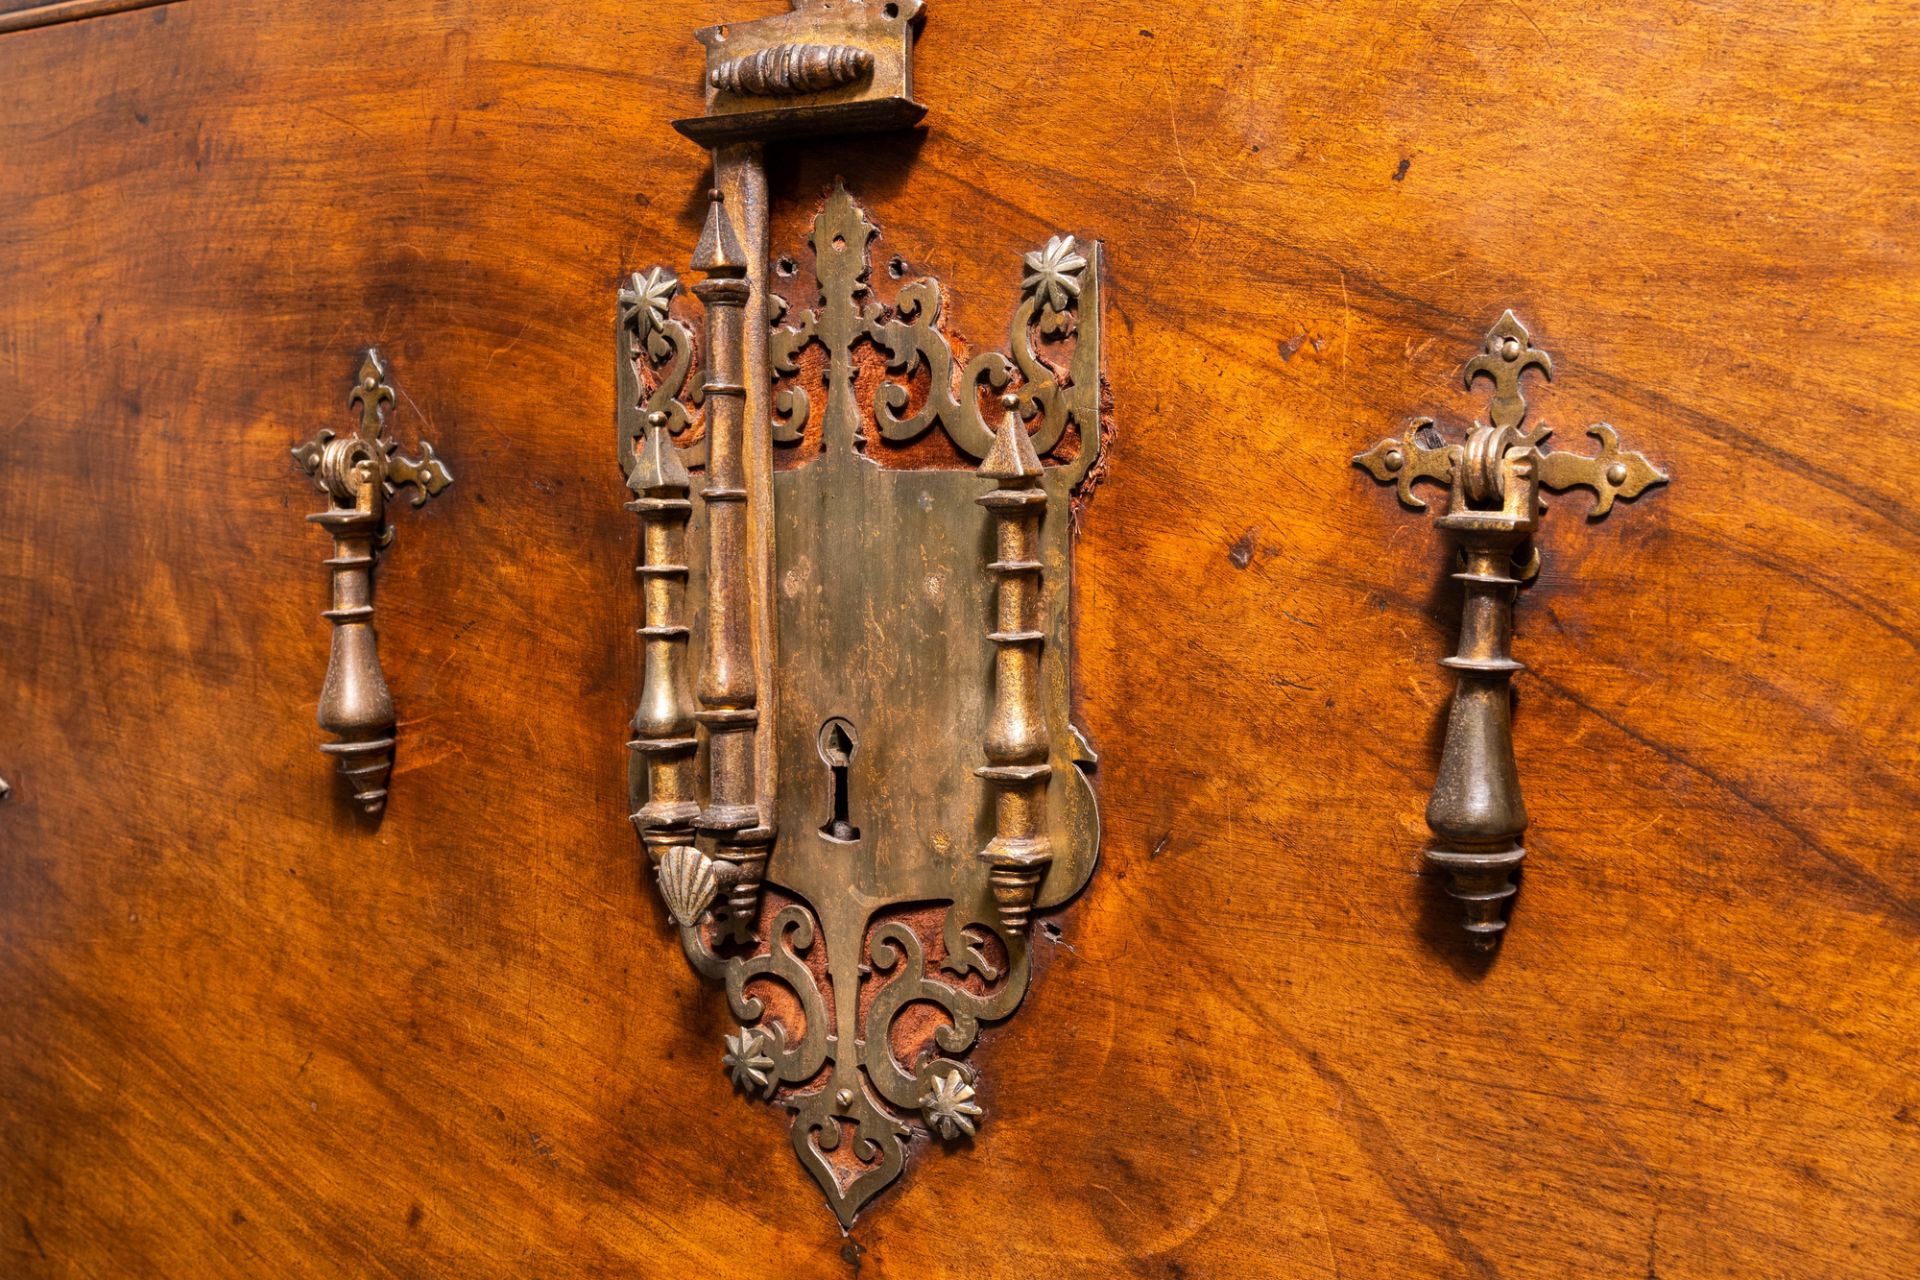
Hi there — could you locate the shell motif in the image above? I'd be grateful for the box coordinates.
[656,845,720,928]
[709,43,875,97]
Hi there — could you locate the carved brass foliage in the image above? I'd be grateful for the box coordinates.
[1355,313,1666,946]
[773,182,1103,483]
[621,185,1104,1224]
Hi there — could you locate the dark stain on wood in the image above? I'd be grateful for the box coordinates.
[1228,528,1259,569]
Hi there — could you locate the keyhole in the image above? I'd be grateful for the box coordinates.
[818,718,859,842]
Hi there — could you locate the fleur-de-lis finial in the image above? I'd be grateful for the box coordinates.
[1461,309,1552,435]
[1354,311,1665,519]
[348,350,394,442]
[292,349,451,509]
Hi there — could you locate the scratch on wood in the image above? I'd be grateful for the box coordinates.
[1160,55,1199,202]
[485,319,534,371]
[19,1215,48,1262]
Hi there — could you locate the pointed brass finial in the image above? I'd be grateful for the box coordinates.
[978,394,1043,480]
[631,409,693,496]
[1461,310,1553,435]
[691,190,747,276]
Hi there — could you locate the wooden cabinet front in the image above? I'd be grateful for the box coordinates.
[1,1,1915,1276]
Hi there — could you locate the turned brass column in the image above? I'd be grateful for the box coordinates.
[626,405,700,864]
[975,397,1053,930]
[690,192,769,930]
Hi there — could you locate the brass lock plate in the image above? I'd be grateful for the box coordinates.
[622,182,1105,1223]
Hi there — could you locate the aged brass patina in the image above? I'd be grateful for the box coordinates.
[291,350,451,813]
[671,0,925,147]
[615,0,1104,1226]
[1355,313,1665,947]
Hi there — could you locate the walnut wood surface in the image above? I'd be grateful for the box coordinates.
[0,0,176,36]
[2,2,1916,1276]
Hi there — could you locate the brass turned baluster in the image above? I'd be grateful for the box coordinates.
[1354,313,1667,946]
[625,399,700,869]
[291,350,451,812]
[616,267,725,930]
[690,192,772,937]
[976,395,1052,930]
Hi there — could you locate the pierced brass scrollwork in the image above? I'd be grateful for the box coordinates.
[1355,313,1666,947]
[617,0,1104,1226]
[291,350,450,812]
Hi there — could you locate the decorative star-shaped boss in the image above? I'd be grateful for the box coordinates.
[918,1067,983,1140]
[623,266,682,360]
[1022,235,1088,335]
[722,1026,777,1097]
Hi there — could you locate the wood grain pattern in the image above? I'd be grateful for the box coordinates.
[0,0,179,37]
[1,1,1916,1276]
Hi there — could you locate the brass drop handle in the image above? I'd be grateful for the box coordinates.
[1356,313,1666,946]
[291,350,450,812]
[1424,428,1538,945]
